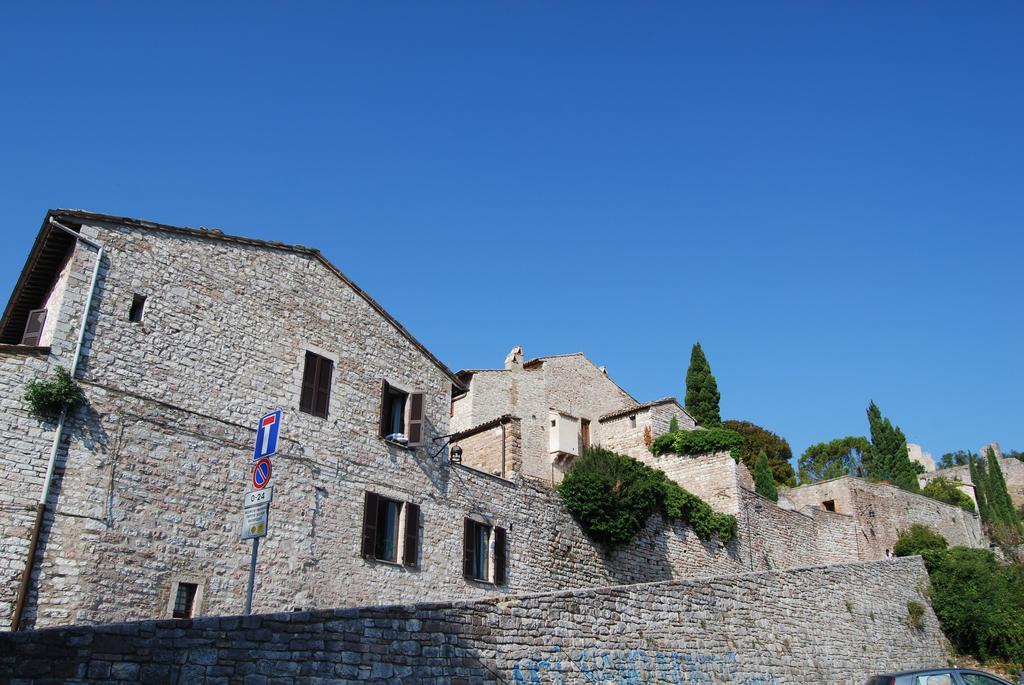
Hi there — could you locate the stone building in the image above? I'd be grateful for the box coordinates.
[451,347,696,481]
[0,209,994,638]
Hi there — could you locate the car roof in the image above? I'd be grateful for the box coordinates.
[876,668,1010,681]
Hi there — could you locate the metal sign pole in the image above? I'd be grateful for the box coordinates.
[244,537,259,615]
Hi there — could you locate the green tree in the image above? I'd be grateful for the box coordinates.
[921,477,976,513]
[865,401,919,492]
[723,420,796,486]
[937,450,975,470]
[797,436,871,483]
[753,450,778,502]
[668,415,680,434]
[685,342,721,428]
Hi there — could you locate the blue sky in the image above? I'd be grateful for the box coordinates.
[1,3,1021,465]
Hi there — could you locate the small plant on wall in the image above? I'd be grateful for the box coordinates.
[23,366,84,418]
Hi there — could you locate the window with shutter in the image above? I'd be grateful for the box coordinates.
[493,526,507,585]
[462,518,474,578]
[379,381,411,442]
[407,393,425,445]
[21,308,47,346]
[360,492,379,558]
[299,351,333,419]
[403,502,420,568]
[463,518,492,582]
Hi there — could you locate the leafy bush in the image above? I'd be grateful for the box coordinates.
[921,477,976,513]
[23,367,84,417]
[893,525,948,557]
[923,547,1024,665]
[906,600,926,630]
[650,426,744,457]
[559,446,736,546]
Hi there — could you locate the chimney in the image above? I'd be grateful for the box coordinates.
[598,366,608,376]
[504,346,523,370]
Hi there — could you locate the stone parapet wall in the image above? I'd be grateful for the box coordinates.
[783,477,987,559]
[740,488,860,570]
[0,557,947,684]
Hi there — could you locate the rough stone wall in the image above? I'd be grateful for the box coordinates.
[649,400,696,435]
[0,349,55,629]
[645,451,743,515]
[0,557,948,685]
[739,488,859,571]
[783,477,987,558]
[451,417,522,479]
[598,400,695,462]
[597,408,652,461]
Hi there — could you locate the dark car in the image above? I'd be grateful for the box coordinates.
[867,668,1017,685]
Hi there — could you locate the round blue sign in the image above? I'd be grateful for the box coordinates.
[253,458,272,489]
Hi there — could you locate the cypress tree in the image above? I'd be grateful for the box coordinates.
[865,401,919,492]
[969,456,991,523]
[685,342,721,428]
[754,449,779,502]
[986,447,1020,528]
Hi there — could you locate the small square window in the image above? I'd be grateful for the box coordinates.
[822,499,836,512]
[172,582,197,618]
[629,415,637,429]
[128,294,147,323]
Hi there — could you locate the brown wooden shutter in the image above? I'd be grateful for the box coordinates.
[407,392,425,444]
[462,518,474,578]
[379,380,391,437]
[493,526,507,585]
[403,502,420,568]
[300,352,318,414]
[21,308,47,346]
[314,357,333,418]
[360,492,378,558]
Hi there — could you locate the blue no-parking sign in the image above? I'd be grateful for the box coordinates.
[253,409,282,461]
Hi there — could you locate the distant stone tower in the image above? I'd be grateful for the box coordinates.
[907,443,935,473]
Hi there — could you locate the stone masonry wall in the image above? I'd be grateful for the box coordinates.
[784,477,987,559]
[450,417,522,479]
[598,400,695,462]
[0,557,948,685]
[0,348,56,628]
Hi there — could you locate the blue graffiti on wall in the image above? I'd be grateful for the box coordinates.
[512,646,780,684]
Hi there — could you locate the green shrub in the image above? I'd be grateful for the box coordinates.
[558,446,736,546]
[893,525,948,557]
[921,477,976,513]
[23,366,84,417]
[923,547,1024,665]
[906,600,926,630]
[649,426,744,457]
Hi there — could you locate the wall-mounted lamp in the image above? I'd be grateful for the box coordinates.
[450,444,463,464]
